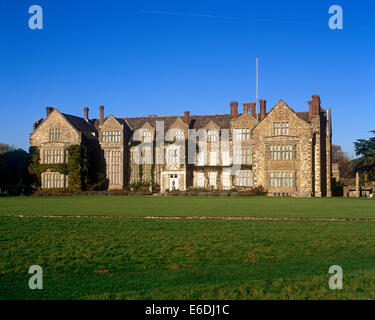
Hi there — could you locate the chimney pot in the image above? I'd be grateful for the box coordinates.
[312,94,320,102]
[308,100,314,122]
[99,105,104,125]
[243,103,249,114]
[46,106,54,118]
[250,102,256,116]
[260,100,266,120]
[230,101,238,118]
[84,107,89,121]
[312,94,321,114]
[184,111,190,126]
[243,102,256,116]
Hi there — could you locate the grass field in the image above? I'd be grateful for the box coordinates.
[0,196,374,299]
[0,196,374,218]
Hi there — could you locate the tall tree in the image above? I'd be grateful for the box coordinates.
[0,143,14,154]
[353,130,375,181]
[0,147,31,195]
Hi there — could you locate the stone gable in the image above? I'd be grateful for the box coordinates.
[252,100,314,197]
[30,109,81,147]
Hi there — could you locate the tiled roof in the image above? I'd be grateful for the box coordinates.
[60,109,310,139]
[62,113,97,141]
[190,114,232,129]
[119,114,232,132]
[295,112,310,123]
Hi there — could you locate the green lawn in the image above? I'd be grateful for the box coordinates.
[1,196,374,299]
[0,196,374,218]
[1,216,375,299]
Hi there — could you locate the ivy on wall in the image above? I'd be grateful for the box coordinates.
[66,145,82,190]
[28,145,105,191]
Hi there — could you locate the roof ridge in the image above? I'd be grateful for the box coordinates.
[118,113,232,119]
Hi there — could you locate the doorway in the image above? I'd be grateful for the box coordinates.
[169,174,179,191]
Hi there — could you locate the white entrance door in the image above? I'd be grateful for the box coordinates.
[169,174,179,190]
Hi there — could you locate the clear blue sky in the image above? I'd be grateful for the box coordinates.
[1,0,374,156]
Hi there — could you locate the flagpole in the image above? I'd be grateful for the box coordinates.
[256,56,259,122]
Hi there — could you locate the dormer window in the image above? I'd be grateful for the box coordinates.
[50,129,61,140]
[103,131,121,142]
[166,129,184,141]
[207,129,218,142]
[174,129,185,141]
[143,130,152,142]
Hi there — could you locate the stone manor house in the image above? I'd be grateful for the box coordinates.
[30,94,333,197]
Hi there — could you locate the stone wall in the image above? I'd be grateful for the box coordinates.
[252,101,313,197]
[98,115,125,189]
[30,96,333,196]
[30,110,81,148]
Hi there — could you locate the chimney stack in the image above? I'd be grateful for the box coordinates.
[260,100,266,120]
[184,111,190,126]
[99,105,104,125]
[308,95,321,121]
[46,106,54,118]
[84,107,89,121]
[33,118,43,131]
[249,102,256,117]
[308,100,314,122]
[243,102,256,116]
[230,101,238,118]
[312,94,321,114]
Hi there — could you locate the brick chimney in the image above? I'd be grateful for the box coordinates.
[312,94,321,114]
[243,103,249,114]
[184,111,190,126]
[84,107,89,121]
[99,105,104,125]
[242,102,256,117]
[249,102,256,116]
[260,99,266,120]
[33,118,43,131]
[308,95,321,121]
[230,101,238,118]
[308,100,314,122]
[46,106,54,117]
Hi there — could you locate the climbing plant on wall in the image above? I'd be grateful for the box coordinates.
[28,145,102,191]
[66,145,82,190]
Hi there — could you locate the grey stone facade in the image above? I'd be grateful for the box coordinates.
[30,95,332,197]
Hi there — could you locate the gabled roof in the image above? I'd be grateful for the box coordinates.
[119,114,232,133]
[257,100,311,125]
[295,112,309,123]
[62,113,97,141]
[33,100,312,143]
[190,114,232,130]
[99,114,124,127]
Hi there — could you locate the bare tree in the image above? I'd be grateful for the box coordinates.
[332,144,354,178]
[0,143,12,155]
